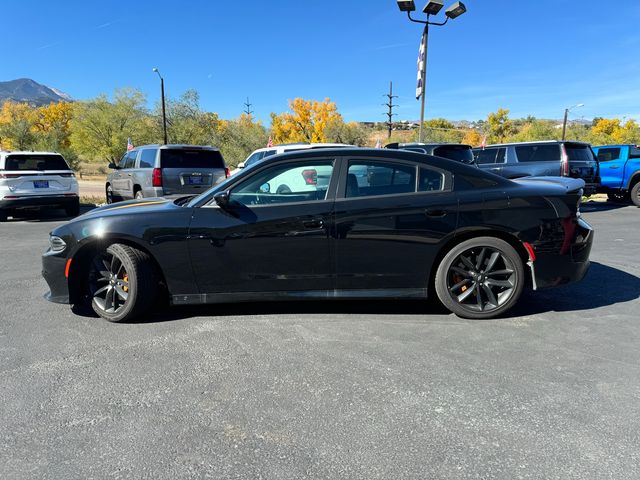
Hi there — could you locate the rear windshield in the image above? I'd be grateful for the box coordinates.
[515,144,561,162]
[434,146,475,164]
[3,154,70,171]
[160,149,225,169]
[565,144,596,162]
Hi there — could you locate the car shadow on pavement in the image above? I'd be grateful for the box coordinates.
[581,201,636,213]
[5,205,96,223]
[509,261,640,316]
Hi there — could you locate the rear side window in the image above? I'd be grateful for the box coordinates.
[139,149,157,168]
[346,161,416,198]
[515,144,560,162]
[419,167,445,192]
[630,146,640,159]
[161,149,225,169]
[597,148,621,162]
[565,144,596,162]
[3,154,69,171]
[433,146,475,164]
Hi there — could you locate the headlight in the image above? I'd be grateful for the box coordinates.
[49,235,67,253]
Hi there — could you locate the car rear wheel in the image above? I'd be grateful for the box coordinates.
[88,243,157,322]
[106,185,114,204]
[135,190,144,200]
[631,182,640,207]
[435,237,525,319]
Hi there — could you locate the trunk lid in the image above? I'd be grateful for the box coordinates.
[159,148,226,195]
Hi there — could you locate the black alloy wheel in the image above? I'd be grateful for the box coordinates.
[435,237,525,319]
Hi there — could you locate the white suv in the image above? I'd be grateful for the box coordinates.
[0,151,79,221]
[232,143,350,174]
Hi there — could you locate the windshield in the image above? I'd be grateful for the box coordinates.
[160,149,225,169]
[3,154,70,171]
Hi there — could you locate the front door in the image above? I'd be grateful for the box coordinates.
[333,157,458,292]
[188,159,337,294]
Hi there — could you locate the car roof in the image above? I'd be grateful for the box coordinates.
[132,144,220,151]
[251,143,351,153]
[482,140,591,148]
[0,151,64,156]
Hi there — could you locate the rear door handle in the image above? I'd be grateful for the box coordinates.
[302,218,324,229]
[425,209,447,218]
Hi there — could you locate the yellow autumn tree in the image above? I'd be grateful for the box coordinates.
[462,129,483,146]
[0,101,37,150]
[32,101,74,149]
[270,98,342,143]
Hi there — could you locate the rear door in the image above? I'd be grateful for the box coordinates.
[333,156,457,292]
[160,148,226,196]
[1,154,74,197]
[596,146,626,189]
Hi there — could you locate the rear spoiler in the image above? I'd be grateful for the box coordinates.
[513,176,585,194]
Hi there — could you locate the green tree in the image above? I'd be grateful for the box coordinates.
[70,88,153,163]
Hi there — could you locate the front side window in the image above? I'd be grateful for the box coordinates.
[515,144,561,162]
[244,151,264,168]
[630,146,640,159]
[229,160,334,206]
[122,151,137,169]
[346,161,416,198]
[475,148,498,165]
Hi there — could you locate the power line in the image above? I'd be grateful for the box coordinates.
[382,81,399,139]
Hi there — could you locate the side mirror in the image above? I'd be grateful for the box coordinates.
[108,162,118,169]
[213,191,231,209]
[259,183,271,193]
[238,162,245,169]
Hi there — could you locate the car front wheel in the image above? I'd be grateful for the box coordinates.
[435,237,525,319]
[88,243,157,322]
[106,185,114,204]
[631,182,640,207]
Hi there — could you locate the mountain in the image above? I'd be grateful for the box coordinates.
[0,78,73,106]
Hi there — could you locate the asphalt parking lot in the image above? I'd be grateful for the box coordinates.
[1,202,639,479]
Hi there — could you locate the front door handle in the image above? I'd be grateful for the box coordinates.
[610,165,620,169]
[425,209,447,218]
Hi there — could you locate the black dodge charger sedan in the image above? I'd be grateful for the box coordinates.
[42,148,593,322]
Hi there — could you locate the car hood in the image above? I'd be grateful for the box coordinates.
[76,198,179,220]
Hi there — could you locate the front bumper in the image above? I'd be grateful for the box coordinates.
[531,217,593,289]
[42,253,70,304]
[0,194,78,210]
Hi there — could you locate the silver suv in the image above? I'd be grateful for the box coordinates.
[106,144,229,203]
[0,151,79,221]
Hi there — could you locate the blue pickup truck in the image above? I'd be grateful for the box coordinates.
[593,145,640,206]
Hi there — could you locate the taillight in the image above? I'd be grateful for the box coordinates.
[224,167,231,178]
[301,169,317,185]
[560,145,569,177]
[152,168,163,187]
[0,173,21,179]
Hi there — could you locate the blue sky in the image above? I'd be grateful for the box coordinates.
[3,0,640,124]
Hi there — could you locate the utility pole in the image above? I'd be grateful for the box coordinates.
[243,97,254,117]
[152,68,168,145]
[383,81,399,139]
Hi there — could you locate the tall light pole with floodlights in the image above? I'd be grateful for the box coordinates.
[397,1,467,142]
[562,103,584,141]
[152,68,168,145]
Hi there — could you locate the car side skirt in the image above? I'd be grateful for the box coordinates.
[171,288,429,305]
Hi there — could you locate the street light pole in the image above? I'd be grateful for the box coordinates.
[153,68,168,145]
[561,103,584,141]
[398,1,467,143]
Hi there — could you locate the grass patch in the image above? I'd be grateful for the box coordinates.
[80,195,105,206]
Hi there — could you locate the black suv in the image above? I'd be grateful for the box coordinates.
[385,143,476,165]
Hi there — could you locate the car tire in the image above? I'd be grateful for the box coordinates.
[276,185,291,194]
[88,243,157,322]
[435,237,525,320]
[607,192,629,203]
[0,209,7,222]
[631,182,640,207]
[65,199,80,217]
[134,189,144,200]
[106,185,114,204]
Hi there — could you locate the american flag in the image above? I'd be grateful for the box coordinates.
[127,137,134,151]
[416,29,427,100]
[480,136,487,149]
[266,136,273,148]
[375,138,382,149]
